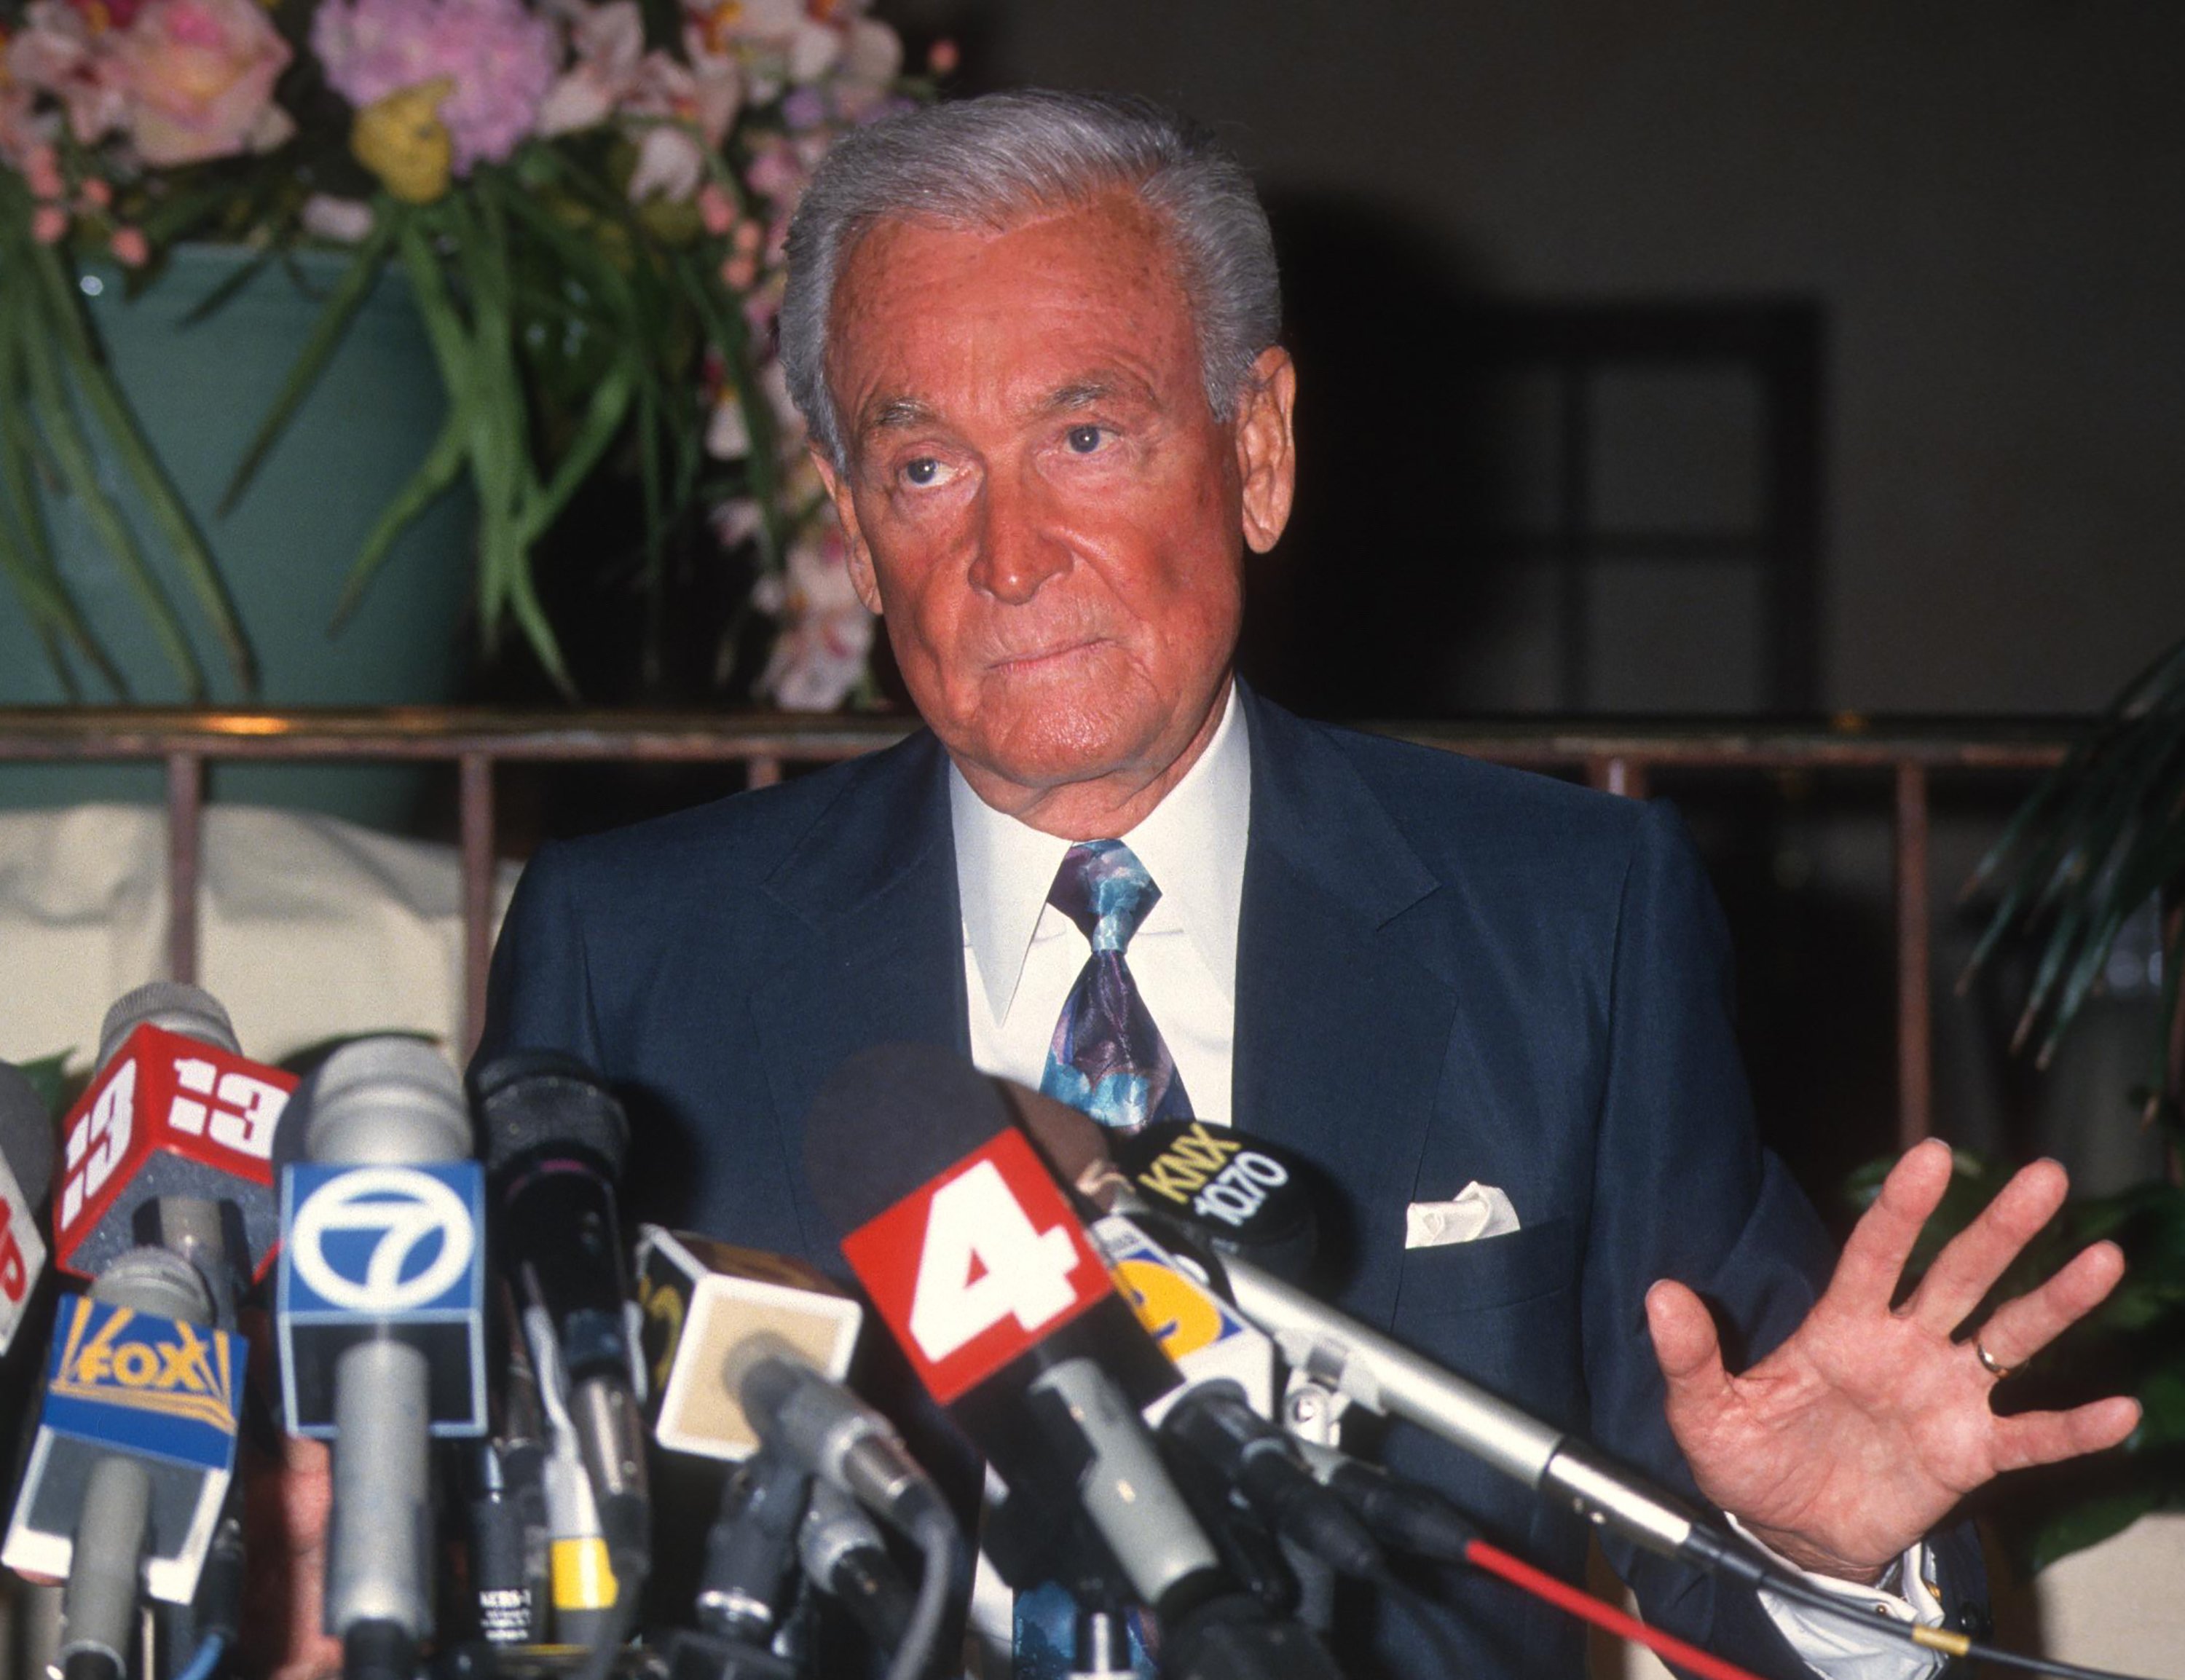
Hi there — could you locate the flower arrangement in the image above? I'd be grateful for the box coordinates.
[0,0,920,706]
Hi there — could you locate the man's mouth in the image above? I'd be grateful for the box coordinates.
[989,636,1106,674]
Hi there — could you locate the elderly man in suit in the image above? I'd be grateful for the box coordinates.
[481,91,2135,1679]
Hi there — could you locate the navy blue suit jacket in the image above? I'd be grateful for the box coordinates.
[480,686,1974,1679]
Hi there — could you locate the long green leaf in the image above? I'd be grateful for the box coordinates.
[178,245,278,326]
[2009,733,2185,1044]
[28,240,252,693]
[331,407,471,629]
[14,276,200,699]
[0,297,118,693]
[218,212,401,516]
[512,358,637,551]
[446,190,554,671]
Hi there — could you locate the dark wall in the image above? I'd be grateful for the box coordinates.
[900,0,2185,715]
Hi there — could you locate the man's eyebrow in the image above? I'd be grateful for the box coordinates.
[865,396,937,432]
[1040,379,1117,414]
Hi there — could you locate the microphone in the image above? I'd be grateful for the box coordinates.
[797,1480,916,1655]
[1112,1119,1318,1281]
[725,1333,953,1545]
[637,1228,961,1680]
[634,1225,863,1463]
[466,1304,551,1648]
[525,1304,621,1649]
[804,1045,1215,1608]
[1020,1096,1766,1586]
[1,1246,241,1680]
[273,1037,489,1680]
[1157,1381,1384,1583]
[803,1045,1347,1679]
[1291,1444,1480,1565]
[724,1334,964,1680]
[997,1087,1280,1424]
[0,1060,55,1357]
[53,985,292,1290]
[471,1052,650,1582]
[695,1446,811,1644]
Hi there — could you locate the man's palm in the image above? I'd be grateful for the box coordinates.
[1647,1139,2139,1580]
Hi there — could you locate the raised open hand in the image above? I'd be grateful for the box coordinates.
[1645,1137,2140,1582]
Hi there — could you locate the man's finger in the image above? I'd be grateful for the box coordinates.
[1991,1395,2141,1474]
[1908,1158,2069,1335]
[1822,1138,1955,1317]
[1646,1279,1733,1418]
[1970,1239,2126,1369]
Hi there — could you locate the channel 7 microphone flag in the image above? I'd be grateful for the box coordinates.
[55,985,294,1285]
[275,1044,488,1439]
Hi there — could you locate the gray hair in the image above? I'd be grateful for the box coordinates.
[779,89,1281,468]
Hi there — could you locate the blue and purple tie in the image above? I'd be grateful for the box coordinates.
[1019,845,1183,1671]
[1039,839,1193,1133]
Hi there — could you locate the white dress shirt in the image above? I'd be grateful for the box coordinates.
[946,682,1940,1680]
[954,681,1251,1121]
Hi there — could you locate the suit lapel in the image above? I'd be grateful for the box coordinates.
[748,730,971,1258]
[1232,690,1460,1323]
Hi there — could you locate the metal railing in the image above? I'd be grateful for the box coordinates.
[0,707,2076,1146]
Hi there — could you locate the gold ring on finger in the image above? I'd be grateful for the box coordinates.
[1974,1338,2017,1381]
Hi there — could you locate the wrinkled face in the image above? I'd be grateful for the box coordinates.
[816,192,1294,827]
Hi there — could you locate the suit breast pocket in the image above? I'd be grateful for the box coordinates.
[1393,1213,1580,1321]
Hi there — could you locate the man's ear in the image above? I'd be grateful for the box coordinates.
[812,445,884,615]
[1235,347,1297,556]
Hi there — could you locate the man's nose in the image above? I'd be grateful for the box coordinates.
[968,467,1071,604]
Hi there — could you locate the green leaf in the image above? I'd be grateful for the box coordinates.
[27,240,254,693]
[218,211,401,516]
[512,355,637,550]
[178,244,278,326]
[1966,626,2185,1103]
[13,268,200,700]
[331,406,469,628]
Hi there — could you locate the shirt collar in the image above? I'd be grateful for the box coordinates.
[950,682,1252,1027]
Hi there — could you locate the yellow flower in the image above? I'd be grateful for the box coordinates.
[351,78,454,205]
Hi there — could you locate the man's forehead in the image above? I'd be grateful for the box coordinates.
[825,196,1200,445]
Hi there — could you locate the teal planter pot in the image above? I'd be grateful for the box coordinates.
[0,244,474,829]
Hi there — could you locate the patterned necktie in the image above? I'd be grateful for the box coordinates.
[1017,842,1186,1673]
[1039,839,1192,1132]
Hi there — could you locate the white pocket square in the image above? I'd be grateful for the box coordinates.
[1405,1183,1521,1249]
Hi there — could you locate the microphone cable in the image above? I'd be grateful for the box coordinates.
[571,1574,643,1680]
[1329,1453,2170,1680]
[889,1505,958,1680]
[1739,1563,2168,1680]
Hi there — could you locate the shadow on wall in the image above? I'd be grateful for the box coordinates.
[1243,190,1516,722]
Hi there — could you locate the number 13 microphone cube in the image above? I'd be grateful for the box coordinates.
[56,1025,295,1283]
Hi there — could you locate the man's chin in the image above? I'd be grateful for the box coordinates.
[948,712,1162,802]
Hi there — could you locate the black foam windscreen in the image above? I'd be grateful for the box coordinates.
[800,1043,1015,1239]
[470,1051,630,1176]
[0,1061,53,1207]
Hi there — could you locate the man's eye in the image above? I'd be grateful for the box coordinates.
[1065,425,1106,454]
[902,457,942,486]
